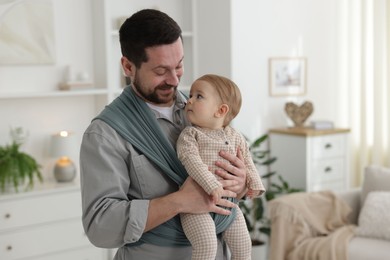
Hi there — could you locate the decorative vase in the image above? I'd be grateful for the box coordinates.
[54,159,76,182]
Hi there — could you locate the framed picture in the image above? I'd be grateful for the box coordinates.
[0,0,56,65]
[269,57,307,96]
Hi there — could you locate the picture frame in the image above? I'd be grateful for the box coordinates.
[0,0,55,65]
[269,57,307,96]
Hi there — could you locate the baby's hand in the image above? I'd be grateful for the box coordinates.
[211,187,224,203]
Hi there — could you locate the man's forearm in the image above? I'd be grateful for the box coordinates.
[144,177,236,232]
[144,191,183,232]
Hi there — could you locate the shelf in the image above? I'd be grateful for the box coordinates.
[0,89,109,99]
[0,181,80,200]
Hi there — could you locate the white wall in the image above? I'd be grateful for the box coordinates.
[197,0,346,140]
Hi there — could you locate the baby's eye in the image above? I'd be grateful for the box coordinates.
[196,94,203,99]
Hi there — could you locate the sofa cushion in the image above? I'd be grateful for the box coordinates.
[356,191,390,241]
[361,165,390,204]
[349,236,390,260]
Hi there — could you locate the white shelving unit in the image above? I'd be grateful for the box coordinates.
[0,0,198,177]
[0,2,198,259]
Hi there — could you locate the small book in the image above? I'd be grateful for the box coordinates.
[59,81,94,91]
[310,120,334,130]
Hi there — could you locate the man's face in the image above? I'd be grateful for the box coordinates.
[123,38,184,107]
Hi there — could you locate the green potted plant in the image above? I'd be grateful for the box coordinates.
[0,127,43,193]
[239,134,301,246]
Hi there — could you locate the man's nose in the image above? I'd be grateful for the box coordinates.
[165,70,180,86]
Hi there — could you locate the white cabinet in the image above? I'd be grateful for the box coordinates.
[269,128,350,192]
[0,183,107,260]
[91,0,197,94]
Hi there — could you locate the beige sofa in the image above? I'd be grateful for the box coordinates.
[338,165,390,260]
[268,165,390,260]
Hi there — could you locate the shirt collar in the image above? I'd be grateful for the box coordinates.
[147,90,187,120]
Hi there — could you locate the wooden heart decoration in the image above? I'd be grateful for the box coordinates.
[285,101,314,127]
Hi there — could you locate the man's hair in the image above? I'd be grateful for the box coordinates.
[196,74,242,126]
[119,9,182,68]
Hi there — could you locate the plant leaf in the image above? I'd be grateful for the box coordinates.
[250,134,268,149]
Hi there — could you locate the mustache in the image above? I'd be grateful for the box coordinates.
[157,84,177,90]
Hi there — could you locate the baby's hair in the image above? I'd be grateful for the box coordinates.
[195,74,242,126]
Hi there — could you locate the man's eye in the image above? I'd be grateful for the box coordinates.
[154,69,166,75]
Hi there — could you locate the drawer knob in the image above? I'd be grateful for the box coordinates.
[324,143,332,149]
[4,213,11,219]
[6,245,12,251]
[324,167,332,173]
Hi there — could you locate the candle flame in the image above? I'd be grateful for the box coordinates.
[59,131,69,137]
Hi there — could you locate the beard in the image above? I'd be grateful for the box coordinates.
[132,73,178,105]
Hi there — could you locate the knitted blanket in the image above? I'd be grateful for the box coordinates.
[268,191,355,260]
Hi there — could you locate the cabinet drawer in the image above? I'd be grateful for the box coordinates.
[311,180,345,192]
[311,134,346,159]
[29,246,105,260]
[0,219,90,260]
[0,191,81,231]
[311,158,344,183]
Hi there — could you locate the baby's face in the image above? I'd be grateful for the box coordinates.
[185,80,224,129]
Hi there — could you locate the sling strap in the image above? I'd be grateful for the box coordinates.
[94,86,236,247]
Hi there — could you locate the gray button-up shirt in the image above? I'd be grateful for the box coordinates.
[80,92,228,259]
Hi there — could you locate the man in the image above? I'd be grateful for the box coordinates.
[80,9,247,260]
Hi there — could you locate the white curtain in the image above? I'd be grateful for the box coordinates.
[339,0,390,187]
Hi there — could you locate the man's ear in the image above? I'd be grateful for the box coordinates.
[215,104,229,118]
[121,56,136,78]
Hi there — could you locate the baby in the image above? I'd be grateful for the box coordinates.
[177,74,265,260]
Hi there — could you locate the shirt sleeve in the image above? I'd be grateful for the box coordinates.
[80,120,149,248]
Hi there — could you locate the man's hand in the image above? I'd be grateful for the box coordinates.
[178,177,236,215]
[145,177,236,232]
[215,148,248,198]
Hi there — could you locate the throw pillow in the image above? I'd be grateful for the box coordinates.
[361,165,390,205]
[356,191,390,241]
